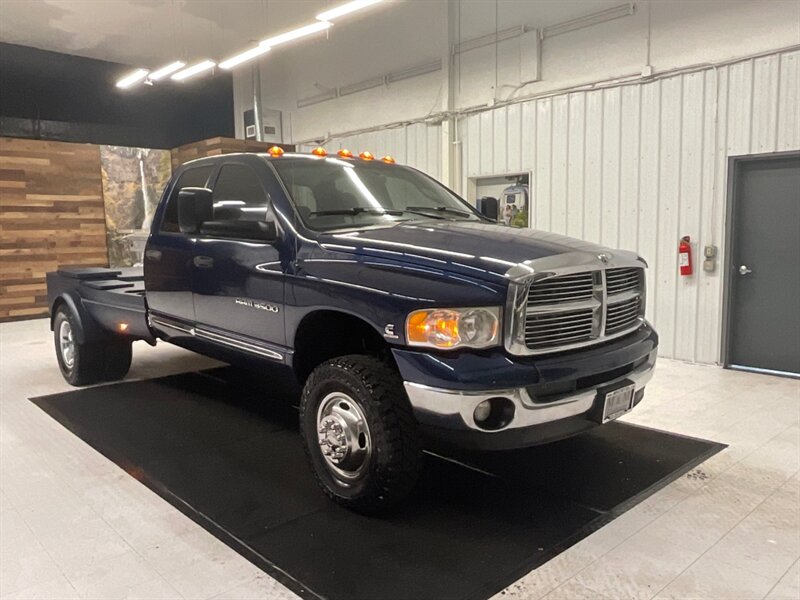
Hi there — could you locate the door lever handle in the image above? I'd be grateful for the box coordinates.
[193,256,214,269]
[145,249,162,261]
[738,265,752,275]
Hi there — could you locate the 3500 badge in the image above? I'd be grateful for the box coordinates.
[235,298,280,313]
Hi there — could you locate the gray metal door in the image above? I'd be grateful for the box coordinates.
[726,155,800,376]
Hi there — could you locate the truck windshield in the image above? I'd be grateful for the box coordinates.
[271,157,482,231]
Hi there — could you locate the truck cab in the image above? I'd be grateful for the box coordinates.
[48,149,657,513]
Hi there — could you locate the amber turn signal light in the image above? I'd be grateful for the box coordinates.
[407,310,460,348]
[337,148,354,158]
[268,146,284,157]
[406,307,501,350]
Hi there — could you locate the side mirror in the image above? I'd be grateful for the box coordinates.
[177,187,213,234]
[199,219,279,243]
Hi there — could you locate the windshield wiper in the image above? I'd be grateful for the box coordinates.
[309,207,404,217]
[405,205,473,218]
[308,206,470,222]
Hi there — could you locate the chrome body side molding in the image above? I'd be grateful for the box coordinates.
[194,328,284,361]
[148,314,284,362]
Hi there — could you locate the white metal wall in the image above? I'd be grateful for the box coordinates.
[298,123,442,181]
[460,49,800,364]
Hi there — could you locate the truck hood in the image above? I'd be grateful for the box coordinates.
[315,221,619,281]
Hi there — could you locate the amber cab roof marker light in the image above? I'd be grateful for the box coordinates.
[337,148,354,158]
[268,146,285,157]
[311,147,328,157]
[381,155,396,164]
[359,151,375,160]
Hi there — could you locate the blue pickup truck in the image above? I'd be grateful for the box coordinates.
[47,148,658,512]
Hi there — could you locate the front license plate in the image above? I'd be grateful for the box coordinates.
[600,383,636,423]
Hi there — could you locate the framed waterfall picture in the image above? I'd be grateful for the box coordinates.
[100,146,172,267]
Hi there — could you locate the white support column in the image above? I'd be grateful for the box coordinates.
[441,0,458,191]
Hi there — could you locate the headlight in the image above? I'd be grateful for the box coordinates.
[406,306,501,350]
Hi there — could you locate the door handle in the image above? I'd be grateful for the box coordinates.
[738,265,752,275]
[145,249,162,261]
[193,256,214,269]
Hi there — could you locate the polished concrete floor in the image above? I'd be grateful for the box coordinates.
[1,318,798,600]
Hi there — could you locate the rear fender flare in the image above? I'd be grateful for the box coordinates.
[50,293,103,345]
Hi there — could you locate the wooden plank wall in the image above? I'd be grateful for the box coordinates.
[0,135,297,322]
[0,137,107,322]
[170,136,295,168]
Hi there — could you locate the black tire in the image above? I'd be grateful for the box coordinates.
[299,355,422,514]
[53,306,132,386]
[101,340,133,381]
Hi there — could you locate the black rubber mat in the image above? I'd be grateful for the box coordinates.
[32,367,724,600]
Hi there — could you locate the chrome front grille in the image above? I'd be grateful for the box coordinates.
[524,307,594,350]
[606,295,641,334]
[526,272,594,306]
[606,267,641,295]
[521,267,644,353]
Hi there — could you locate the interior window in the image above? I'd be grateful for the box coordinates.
[160,165,213,232]
[212,164,270,222]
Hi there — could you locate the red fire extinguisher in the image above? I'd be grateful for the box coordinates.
[679,236,693,276]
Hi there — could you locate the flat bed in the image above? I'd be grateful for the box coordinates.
[46,267,154,343]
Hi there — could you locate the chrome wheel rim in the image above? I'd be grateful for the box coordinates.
[316,392,372,484]
[59,320,75,369]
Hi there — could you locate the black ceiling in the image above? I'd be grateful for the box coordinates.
[0,42,235,148]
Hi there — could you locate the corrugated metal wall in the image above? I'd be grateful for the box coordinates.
[296,49,797,364]
[299,122,442,180]
[460,49,800,364]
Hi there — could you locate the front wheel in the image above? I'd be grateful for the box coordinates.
[53,306,132,386]
[299,355,422,514]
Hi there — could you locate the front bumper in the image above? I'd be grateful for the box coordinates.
[395,323,658,450]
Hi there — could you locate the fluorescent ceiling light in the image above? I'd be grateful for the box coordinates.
[219,46,271,70]
[260,21,332,48]
[149,61,186,81]
[316,0,383,21]
[171,60,216,81]
[116,68,149,89]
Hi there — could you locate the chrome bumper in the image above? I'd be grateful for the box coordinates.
[403,353,655,433]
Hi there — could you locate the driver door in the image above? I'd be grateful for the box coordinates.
[191,160,288,354]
